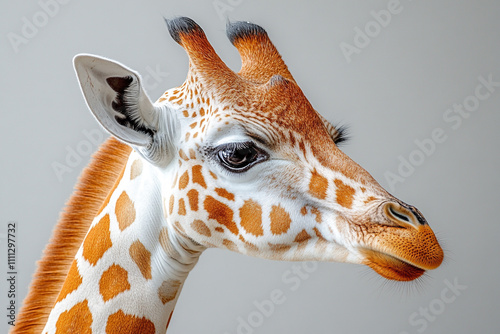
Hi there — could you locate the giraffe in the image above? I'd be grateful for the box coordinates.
[13,17,444,333]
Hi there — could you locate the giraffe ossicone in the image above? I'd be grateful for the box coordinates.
[13,17,443,334]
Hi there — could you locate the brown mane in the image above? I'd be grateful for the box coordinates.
[11,137,131,333]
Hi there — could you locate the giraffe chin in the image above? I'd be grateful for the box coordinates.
[360,249,425,281]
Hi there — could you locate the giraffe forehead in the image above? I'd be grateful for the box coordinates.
[162,69,324,130]
[161,72,376,194]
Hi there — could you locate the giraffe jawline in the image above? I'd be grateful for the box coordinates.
[360,249,425,282]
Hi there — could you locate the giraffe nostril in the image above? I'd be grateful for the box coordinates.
[383,202,421,228]
[389,206,410,222]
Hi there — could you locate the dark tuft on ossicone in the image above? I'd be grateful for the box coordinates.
[226,20,267,45]
[164,16,203,44]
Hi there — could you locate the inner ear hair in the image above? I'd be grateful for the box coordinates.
[106,76,155,137]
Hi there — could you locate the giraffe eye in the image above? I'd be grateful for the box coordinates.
[216,142,268,172]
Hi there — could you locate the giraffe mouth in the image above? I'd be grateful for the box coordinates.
[360,248,425,281]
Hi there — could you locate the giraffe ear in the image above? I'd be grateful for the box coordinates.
[73,54,158,147]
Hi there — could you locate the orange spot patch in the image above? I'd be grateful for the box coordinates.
[215,227,224,233]
[334,179,356,209]
[309,170,328,199]
[191,219,211,237]
[215,188,235,201]
[364,196,377,204]
[313,227,327,241]
[187,189,199,211]
[311,207,322,223]
[129,240,152,280]
[223,239,237,251]
[192,165,207,188]
[204,196,238,235]
[106,310,155,334]
[300,206,308,215]
[294,229,311,243]
[189,148,196,159]
[242,240,258,253]
[269,205,292,235]
[99,264,131,302]
[130,159,143,180]
[115,191,136,231]
[168,195,175,215]
[56,260,82,303]
[179,171,189,190]
[178,198,187,215]
[239,200,264,237]
[55,300,92,334]
[83,214,112,266]
[209,171,218,179]
[179,149,189,161]
[158,279,182,304]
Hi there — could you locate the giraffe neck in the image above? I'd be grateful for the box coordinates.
[43,150,205,333]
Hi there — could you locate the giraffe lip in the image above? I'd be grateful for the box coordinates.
[360,248,425,281]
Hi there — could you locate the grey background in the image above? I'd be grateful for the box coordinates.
[1,0,499,333]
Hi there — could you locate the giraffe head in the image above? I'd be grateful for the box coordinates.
[74,17,443,281]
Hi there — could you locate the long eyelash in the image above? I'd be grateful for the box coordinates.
[204,141,253,163]
[227,141,252,150]
[203,141,250,156]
